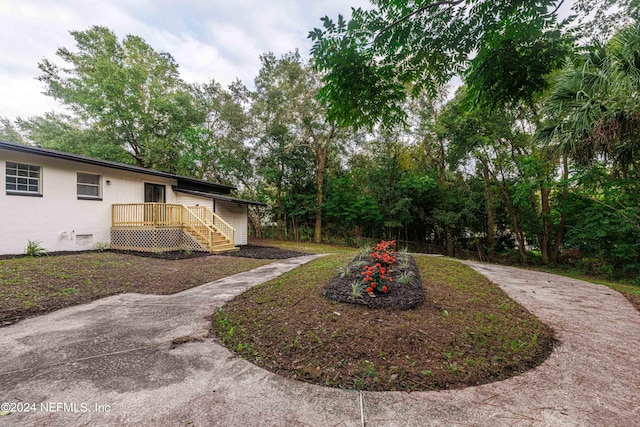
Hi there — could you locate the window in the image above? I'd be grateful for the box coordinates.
[6,162,41,195]
[77,172,101,200]
[144,183,165,203]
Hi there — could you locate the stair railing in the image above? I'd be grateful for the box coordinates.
[181,206,214,250]
[183,205,235,245]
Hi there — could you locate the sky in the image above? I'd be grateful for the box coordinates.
[0,1,579,123]
[0,0,370,121]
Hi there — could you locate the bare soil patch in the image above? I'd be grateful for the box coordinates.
[0,252,274,327]
[213,254,554,391]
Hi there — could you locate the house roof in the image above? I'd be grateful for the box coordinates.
[172,186,267,207]
[0,139,235,194]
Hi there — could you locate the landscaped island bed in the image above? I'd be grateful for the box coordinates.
[213,253,554,391]
[323,249,424,310]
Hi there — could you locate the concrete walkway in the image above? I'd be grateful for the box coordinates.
[1,257,639,426]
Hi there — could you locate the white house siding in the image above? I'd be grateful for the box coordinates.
[214,200,248,245]
[0,150,178,255]
[175,192,212,207]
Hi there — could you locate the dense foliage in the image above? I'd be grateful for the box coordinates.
[2,3,640,280]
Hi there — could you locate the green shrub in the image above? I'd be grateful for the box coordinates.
[25,240,48,256]
[350,280,365,298]
[95,242,110,251]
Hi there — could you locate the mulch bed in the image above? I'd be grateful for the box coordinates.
[1,245,310,262]
[0,249,98,260]
[112,245,309,260]
[109,249,212,260]
[217,245,309,259]
[323,255,425,310]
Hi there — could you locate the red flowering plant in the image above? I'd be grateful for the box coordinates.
[360,240,397,295]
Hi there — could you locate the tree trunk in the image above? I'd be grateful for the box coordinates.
[405,225,409,250]
[482,164,496,257]
[438,137,446,181]
[488,165,526,261]
[314,145,327,243]
[293,217,299,242]
[312,126,335,244]
[248,206,263,238]
[540,186,554,264]
[276,162,284,240]
[505,202,527,260]
[498,181,527,261]
[551,155,570,263]
[445,226,455,257]
[276,193,283,240]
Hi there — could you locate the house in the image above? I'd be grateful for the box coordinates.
[0,139,265,255]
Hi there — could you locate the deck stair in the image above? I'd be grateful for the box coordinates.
[182,205,238,253]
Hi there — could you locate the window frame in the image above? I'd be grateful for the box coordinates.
[5,162,42,197]
[77,172,102,201]
[144,182,166,203]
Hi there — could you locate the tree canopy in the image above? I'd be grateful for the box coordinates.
[37,26,202,170]
[308,0,633,129]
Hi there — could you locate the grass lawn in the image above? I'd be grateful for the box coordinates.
[0,252,273,326]
[258,239,640,313]
[257,238,640,311]
[213,253,554,392]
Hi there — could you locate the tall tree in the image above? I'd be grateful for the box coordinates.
[440,87,569,263]
[252,51,342,242]
[37,26,202,170]
[180,79,254,186]
[295,68,343,243]
[15,112,132,163]
[252,52,304,239]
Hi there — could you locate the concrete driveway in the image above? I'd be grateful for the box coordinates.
[1,256,639,426]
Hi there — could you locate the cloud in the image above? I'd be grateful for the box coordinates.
[0,74,62,120]
[0,0,370,120]
[0,0,146,119]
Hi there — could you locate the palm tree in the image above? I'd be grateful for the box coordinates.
[541,22,640,172]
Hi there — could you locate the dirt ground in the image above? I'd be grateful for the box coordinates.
[0,245,307,327]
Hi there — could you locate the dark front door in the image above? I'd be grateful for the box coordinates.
[144,183,166,203]
[144,183,166,225]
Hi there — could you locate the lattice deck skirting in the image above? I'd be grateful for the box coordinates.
[110,227,209,252]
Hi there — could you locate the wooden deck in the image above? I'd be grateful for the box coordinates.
[111,203,237,253]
